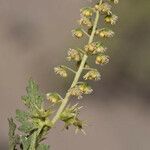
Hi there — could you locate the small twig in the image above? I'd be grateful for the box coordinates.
[81,29,90,37]
[83,67,96,71]
[77,48,86,54]
[61,65,76,74]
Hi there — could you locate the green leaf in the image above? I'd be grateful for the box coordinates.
[22,79,44,110]
[16,109,30,123]
[8,118,17,150]
[18,121,36,133]
[21,135,32,150]
[37,144,50,150]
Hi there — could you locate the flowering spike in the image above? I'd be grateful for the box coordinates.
[8,0,119,148]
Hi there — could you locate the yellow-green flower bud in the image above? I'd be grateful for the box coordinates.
[54,66,67,78]
[95,2,112,14]
[95,55,109,65]
[96,45,107,53]
[47,93,62,103]
[95,4,100,10]
[105,14,118,25]
[67,49,81,62]
[96,29,114,38]
[80,7,93,17]
[84,43,95,54]
[79,17,92,28]
[83,70,101,81]
[79,83,93,95]
[72,28,84,39]
[84,42,106,54]
[69,86,83,99]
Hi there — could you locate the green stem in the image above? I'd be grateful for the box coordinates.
[52,2,100,125]
[29,132,37,150]
[29,126,43,150]
[61,65,76,74]
[81,29,90,38]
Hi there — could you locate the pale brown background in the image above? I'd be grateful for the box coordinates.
[0,0,150,150]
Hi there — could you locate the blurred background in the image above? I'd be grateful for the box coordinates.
[0,0,150,149]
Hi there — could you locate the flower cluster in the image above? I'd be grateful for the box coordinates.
[95,54,110,65]
[80,7,94,17]
[95,2,112,15]
[69,83,93,99]
[79,7,94,28]
[67,48,81,62]
[47,92,62,104]
[84,42,106,54]
[83,69,101,81]
[54,66,68,78]
[79,17,93,28]
[72,28,84,39]
[96,28,115,38]
[105,14,118,25]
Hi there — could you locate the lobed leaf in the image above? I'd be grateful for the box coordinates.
[8,118,20,150]
[16,109,30,123]
[18,121,36,133]
[22,79,44,112]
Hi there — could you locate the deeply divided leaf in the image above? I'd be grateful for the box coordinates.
[22,79,44,110]
[16,109,30,123]
[8,118,17,150]
[18,121,36,133]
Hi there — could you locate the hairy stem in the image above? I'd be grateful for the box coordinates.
[29,132,37,150]
[29,126,43,150]
[52,1,101,125]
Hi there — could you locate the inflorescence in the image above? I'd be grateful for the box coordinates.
[8,0,119,149]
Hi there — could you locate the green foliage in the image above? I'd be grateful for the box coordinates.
[18,121,36,133]
[16,110,30,123]
[21,135,32,150]
[22,79,44,111]
[9,79,52,149]
[8,118,20,150]
[37,144,50,150]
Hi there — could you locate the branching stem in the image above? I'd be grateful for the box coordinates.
[51,0,101,125]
